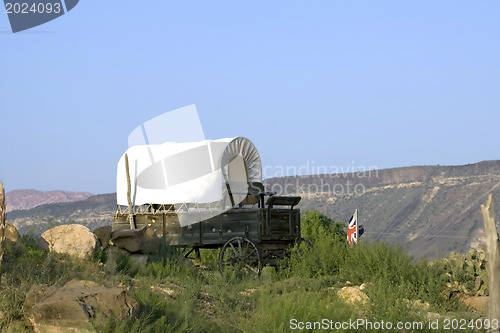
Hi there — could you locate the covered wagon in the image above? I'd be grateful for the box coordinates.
[113,137,305,273]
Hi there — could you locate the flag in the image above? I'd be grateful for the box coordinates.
[347,209,358,246]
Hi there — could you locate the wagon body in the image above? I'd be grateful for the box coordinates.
[113,208,300,246]
[113,201,303,268]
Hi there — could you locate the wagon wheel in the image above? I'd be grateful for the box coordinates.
[296,237,313,250]
[219,236,263,275]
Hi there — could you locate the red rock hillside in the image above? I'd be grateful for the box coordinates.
[5,189,94,212]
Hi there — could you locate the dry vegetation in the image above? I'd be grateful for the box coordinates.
[0,211,490,332]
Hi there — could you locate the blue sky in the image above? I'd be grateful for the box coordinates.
[0,1,499,194]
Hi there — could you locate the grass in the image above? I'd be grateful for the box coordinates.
[0,211,485,332]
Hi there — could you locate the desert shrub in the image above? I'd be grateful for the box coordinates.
[300,209,346,242]
[282,211,461,314]
[280,210,347,277]
[238,280,355,333]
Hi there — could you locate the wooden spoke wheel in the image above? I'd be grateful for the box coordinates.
[219,236,263,275]
[296,237,313,249]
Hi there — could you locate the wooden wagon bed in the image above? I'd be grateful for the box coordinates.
[112,196,304,272]
[113,207,300,247]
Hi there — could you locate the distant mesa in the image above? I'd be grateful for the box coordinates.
[5,189,93,213]
[264,160,500,258]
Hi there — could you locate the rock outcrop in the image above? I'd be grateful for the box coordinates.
[4,222,20,244]
[337,285,369,305]
[25,279,139,333]
[93,226,112,249]
[111,226,160,254]
[40,224,100,259]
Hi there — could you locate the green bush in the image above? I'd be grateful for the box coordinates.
[281,210,466,320]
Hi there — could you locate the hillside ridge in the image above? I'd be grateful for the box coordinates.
[5,189,94,212]
[263,160,500,258]
[7,160,500,258]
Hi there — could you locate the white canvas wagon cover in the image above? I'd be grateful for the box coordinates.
[116,137,262,210]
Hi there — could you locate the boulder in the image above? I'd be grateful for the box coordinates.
[103,247,149,270]
[104,246,130,263]
[104,246,130,261]
[460,295,489,315]
[397,298,431,314]
[25,279,139,333]
[111,226,160,254]
[93,226,112,249]
[101,246,130,273]
[130,254,149,269]
[4,222,20,244]
[40,224,100,259]
[338,286,369,305]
